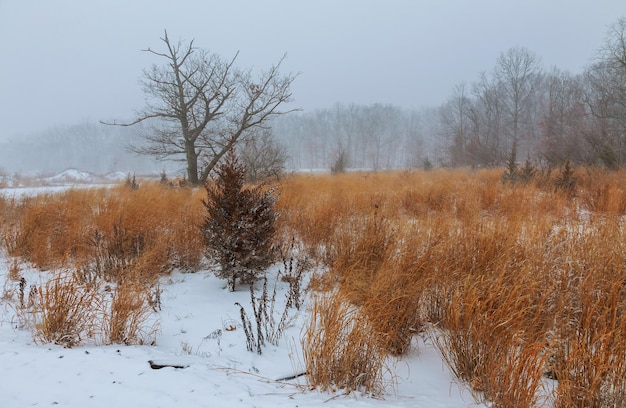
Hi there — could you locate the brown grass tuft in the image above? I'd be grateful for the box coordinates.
[551,277,626,407]
[30,272,100,347]
[104,279,158,345]
[303,292,388,396]
[7,258,21,281]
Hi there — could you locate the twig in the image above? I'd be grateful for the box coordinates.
[275,371,309,382]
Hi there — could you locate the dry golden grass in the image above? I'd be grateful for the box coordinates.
[552,279,626,407]
[0,182,198,347]
[3,167,626,404]
[19,271,158,347]
[29,272,100,347]
[1,183,206,282]
[104,278,158,345]
[429,270,549,407]
[303,292,389,396]
[6,258,21,281]
[282,168,626,404]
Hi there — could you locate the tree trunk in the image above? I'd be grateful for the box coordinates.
[185,141,199,185]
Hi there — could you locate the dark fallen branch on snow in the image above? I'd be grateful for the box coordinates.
[275,371,308,381]
[148,360,189,370]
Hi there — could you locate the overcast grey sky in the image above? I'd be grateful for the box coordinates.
[0,0,624,140]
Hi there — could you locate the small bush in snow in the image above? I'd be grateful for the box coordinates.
[202,149,278,291]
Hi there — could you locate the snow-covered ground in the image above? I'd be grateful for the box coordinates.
[0,264,482,408]
[0,176,483,407]
[0,169,131,198]
[0,185,81,198]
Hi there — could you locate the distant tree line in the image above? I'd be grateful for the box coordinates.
[438,17,626,168]
[273,16,626,172]
[272,103,437,171]
[3,18,623,177]
[0,122,161,176]
[0,121,290,182]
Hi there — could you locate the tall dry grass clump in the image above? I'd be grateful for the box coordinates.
[577,167,626,214]
[276,171,427,263]
[83,183,205,281]
[6,190,95,270]
[275,173,366,263]
[430,271,550,407]
[103,278,158,345]
[541,218,626,407]
[337,221,443,355]
[330,210,394,303]
[303,292,388,396]
[359,249,426,356]
[29,272,100,347]
[418,211,554,407]
[552,278,626,407]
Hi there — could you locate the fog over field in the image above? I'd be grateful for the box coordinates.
[2,3,626,406]
[0,1,624,175]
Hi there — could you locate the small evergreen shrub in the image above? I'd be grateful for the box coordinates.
[125,173,139,190]
[202,149,279,291]
[518,157,537,184]
[423,157,433,171]
[501,144,518,185]
[554,160,576,197]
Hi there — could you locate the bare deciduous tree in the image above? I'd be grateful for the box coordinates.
[470,72,506,165]
[239,128,288,182]
[537,68,589,166]
[601,16,626,71]
[104,30,298,185]
[584,17,626,167]
[493,46,543,154]
[439,83,475,166]
[438,47,543,167]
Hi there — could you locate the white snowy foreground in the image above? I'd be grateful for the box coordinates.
[0,264,483,408]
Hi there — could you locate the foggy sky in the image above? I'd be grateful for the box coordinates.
[1,0,624,140]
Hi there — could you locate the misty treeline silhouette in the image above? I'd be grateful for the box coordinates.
[280,18,626,171]
[0,121,287,179]
[2,17,623,177]
[438,17,626,169]
[0,122,162,176]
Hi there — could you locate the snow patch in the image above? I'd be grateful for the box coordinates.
[105,171,129,181]
[45,168,96,183]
